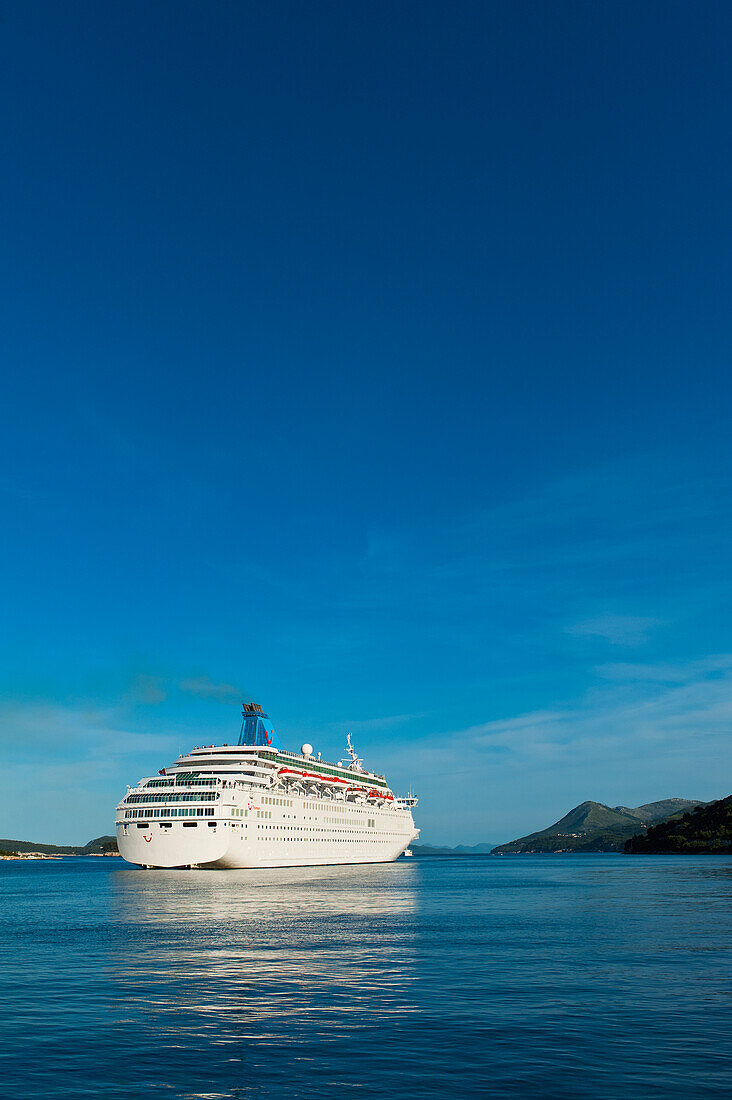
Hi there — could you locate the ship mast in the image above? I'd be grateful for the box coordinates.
[345,732,364,772]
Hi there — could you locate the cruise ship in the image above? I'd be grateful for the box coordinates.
[116,703,419,869]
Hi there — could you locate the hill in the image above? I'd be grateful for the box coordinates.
[0,835,118,856]
[491,798,704,854]
[614,798,704,822]
[625,795,732,853]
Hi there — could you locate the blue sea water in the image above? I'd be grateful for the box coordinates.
[1,855,730,1099]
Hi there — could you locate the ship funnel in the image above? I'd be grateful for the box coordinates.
[238,702,284,750]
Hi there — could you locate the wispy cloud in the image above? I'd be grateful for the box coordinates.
[0,701,177,765]
[566,614,664,646]
[594,655,732,683]
[379,653,732,790]
[330,713,421,733]
[446,653,732,771]
[0,705,179,845]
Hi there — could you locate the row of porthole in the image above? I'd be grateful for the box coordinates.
[256,834,397,842]
[256,824,407,836]
[124,807,215,819]
[126,792,219,804]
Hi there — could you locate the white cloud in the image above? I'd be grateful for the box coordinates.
[566,614,664,646]
[332,713,421,733]
[0,701,177,763]
[595,653,732,682]
[453,653,732,769]
[0,700,181,843]
[379,653,732,844]
[384,653,732,794]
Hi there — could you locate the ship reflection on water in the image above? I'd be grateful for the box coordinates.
[109,861,421,1094]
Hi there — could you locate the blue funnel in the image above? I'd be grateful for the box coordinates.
[237,703,284,750]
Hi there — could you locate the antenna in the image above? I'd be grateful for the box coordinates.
[345,732,364,771]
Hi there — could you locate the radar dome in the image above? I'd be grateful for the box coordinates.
[301,743,313,756]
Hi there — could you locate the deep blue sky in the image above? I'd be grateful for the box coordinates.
[2,1,731,844]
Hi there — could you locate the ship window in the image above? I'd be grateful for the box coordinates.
[183,822,197,828]
[136,822,149,829]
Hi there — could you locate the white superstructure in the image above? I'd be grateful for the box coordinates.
[116,702,419,869]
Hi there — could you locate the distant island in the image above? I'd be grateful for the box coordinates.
[0,835,118,858]
[490,798,705,854]
[411,842,500,856]
[413,795,732,856]
[625,795,732,853]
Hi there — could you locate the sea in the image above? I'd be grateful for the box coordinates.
[1,854,730,1099]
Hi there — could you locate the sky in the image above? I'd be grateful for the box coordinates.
[1,0,731,846]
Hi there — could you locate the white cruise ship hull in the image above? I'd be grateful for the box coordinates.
[117,778,417,870]
[117,823,413,869]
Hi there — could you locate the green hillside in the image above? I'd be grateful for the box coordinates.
[614,798,705,822]
[625,796,732,853]
[491,798,704,854]
[0,835,118,856]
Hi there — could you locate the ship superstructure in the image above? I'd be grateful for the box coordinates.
[116,703,419,869]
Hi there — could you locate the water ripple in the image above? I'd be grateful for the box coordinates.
[0,855,730,1098]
